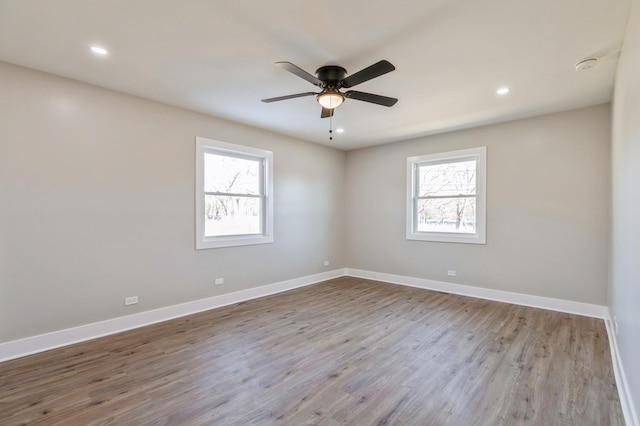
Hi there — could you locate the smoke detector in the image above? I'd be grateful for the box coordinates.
[575,58,598,71]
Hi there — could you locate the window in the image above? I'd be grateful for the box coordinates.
[407,147,486,244]
[195,137,273,249]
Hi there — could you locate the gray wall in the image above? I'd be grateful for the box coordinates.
[610,0,640,417]
[0,59,617,351]
[0,62,346,343]
[345,105,611,305]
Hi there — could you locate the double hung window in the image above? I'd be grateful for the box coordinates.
[195,137,273,249]
[407,147,486,244]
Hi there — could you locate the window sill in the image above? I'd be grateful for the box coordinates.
[196,234,274,250]
[406,231,486,245]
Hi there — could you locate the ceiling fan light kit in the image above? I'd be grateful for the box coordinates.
[262,59,398,118]
[317,91,344,109]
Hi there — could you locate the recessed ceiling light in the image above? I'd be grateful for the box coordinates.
[90,46,108,56]
[496,87,510,96]
[336,128,345,134]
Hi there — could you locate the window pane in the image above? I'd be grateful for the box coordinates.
[418,160,476,197]
[204,153,260,195]
[204,195,261,236]
[416,197,476,233]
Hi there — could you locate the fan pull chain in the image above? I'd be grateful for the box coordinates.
[329,114,333,141]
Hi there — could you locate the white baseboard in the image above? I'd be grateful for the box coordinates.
[344,268,609,318]
[605,316,639,426]
[2,267,633,422]
[0,267,612,364]
[0,269,345,363]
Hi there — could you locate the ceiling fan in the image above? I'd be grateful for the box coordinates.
[261,60,398,118]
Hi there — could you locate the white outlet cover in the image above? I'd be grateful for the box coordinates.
[124,296,138,306]
[215,278,224,285]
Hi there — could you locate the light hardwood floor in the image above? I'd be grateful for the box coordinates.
[0,277,624,425]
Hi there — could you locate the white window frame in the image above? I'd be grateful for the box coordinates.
[406,147,486,244]
[195,137,273,249]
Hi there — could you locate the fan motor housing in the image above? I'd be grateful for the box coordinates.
[316,66,347,84]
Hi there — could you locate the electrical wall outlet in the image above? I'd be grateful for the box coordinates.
[214,278,224,285]
[324,260,330,266]
[124,296,138,306]
[447,270,456,277]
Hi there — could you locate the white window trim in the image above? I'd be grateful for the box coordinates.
[195,137,274,249]
[406,147,487,244]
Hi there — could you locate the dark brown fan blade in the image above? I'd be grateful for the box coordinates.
[341,60,395,88]
[320,107,334,119]
[261,92,317,103]
[345,90,398,107]
[276,62,323,87]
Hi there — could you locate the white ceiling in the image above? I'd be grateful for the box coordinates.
[0,0,632,150]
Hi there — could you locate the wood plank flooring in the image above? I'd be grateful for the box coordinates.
[0,277,624,425]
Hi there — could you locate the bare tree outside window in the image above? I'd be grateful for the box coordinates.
[417,160,477,233]
[203,153,263,237]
